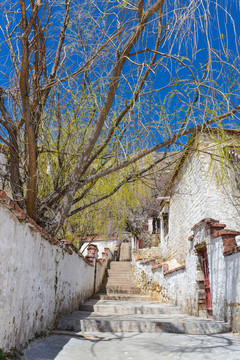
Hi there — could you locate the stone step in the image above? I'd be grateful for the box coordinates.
[110,262,132,267]
[110,262,132,265]
[106,276,135,282]
[107,269,133,273]
[57,310,230,335]
[106,280,138,286]
[106,277,136,281]
[79,299,182,315]
[108,270,134,279]
[106,280,137,285]
[106,286,139,291]
[92,293,152,301]
[106,284,141,290]
[109,267,133,272]
[106,287,141,294]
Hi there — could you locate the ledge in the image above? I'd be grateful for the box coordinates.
[191,218,219,231]
[152,264,164,271]
[205,223,226,231]
[164,265,186,276]
[205,223,226,238]
[139,258,155,265]
[217,229,240,237]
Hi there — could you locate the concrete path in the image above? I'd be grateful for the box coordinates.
[23,331,240,360]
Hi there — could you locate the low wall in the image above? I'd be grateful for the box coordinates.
[81,239,117,257]
[0,191,111,351]
[133,218,240,331]
[193,219,240,331]
[133,252,198,315]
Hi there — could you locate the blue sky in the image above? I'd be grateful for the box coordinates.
[0,0,240,154]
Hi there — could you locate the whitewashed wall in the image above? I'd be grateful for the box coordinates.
[193,221,240,331]
[81,239,117,257]
[0,196,110,351]
[134,219,240,331]
[161,139,240,264]
[133,252,198,315]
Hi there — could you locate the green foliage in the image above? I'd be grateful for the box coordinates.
[64,160,156,240]
[0,349,7,360]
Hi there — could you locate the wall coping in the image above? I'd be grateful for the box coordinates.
[0,190,92,266]
[152,264,164,271]
[191,218,219,231]
[205,223,226,231]
[164,265,186,276]
[139,258,156,265]
[190,217,240,257]
[104,247,114,257]
[136,254,186,277]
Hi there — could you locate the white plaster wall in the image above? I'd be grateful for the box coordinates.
[193,222,240,331]
[225,253,240,331]
[95,261,105,293]
[207,235,226,321]
[211,249,240,331]
[95,251,113,293]
[203,149,240,230]
[162,151,209,263]
[81,240,117,257]
[133,252,198,315]
[163,143,240,264]
[0,203,96,351]
[134,221,240,329]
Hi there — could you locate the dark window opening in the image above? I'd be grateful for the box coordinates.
[163,213,169,237]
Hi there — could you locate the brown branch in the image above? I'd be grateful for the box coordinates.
[67,0,166,184]
[138,0,144,20]
[49,0,71,80]
[86,20,164,169]
[79,105,240,187]
[69,150,170,217]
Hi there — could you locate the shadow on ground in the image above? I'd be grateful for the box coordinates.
[23,331,240,360]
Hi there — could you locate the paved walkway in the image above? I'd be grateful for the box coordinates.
[24,331,240,360]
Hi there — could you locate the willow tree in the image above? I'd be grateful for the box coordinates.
[0,0,239,236]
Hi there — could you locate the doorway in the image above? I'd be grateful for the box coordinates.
[199,247,213,317]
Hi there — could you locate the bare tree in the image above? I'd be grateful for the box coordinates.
[0,0,239,236]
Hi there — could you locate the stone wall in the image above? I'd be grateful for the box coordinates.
[0,191,111,351]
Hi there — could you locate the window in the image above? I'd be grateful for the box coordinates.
[162,213,169,237]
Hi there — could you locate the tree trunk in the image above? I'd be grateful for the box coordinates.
[9,128,23,205]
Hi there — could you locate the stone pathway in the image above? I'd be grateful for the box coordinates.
[23,332,240,360]
[56,297,230,334]
[22,261,240,359]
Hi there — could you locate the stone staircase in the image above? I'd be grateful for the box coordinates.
[56,261,231,335]
[105,261,141,294]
